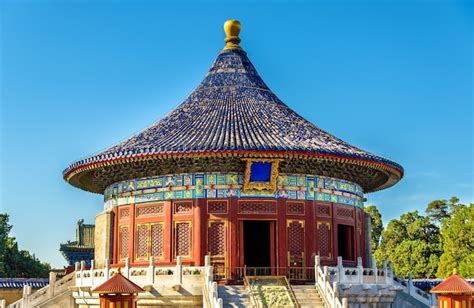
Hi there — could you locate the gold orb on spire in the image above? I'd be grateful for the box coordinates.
[223,20,241,50]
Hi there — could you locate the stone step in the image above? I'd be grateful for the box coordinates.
[291,285,326,308]
[219,285,251,308]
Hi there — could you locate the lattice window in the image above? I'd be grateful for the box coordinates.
[120,207,130,219]
[239,202,276,214]
[336,207,354,218]
[208,221,226,256]
[287,220,305,266]
[136,204,164,217]
[208,201,228,214]
[317,222,332,260]
[136,224,149,260]
[317,205,331,217]
[119,225,129,260]
[175,222,192,258]
[151,223,164,258]
[174,202,193,215]
[287,202,305,215]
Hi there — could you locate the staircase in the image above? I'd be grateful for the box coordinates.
[291,285,326,308]
[218,285,251,308]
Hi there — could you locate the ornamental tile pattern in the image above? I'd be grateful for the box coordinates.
[175,222,191,258]
[317,204,331,217]
[104,172,364,209]
[208,201,228,214]
[151,223,164,258]
[208,221,226,256]
[120,208,130,219]
[174,202,193,215]
[136,224,148,259]
[120,226,129,260]
[317,222,332,260]
[136,204,164,217]
[336,207,354,219]
[287,202,305,215]
[239,201,276,214]
[288,221,304,266]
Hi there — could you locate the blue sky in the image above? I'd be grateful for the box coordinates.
[1,0,472,268]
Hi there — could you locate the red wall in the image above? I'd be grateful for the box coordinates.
[111,198,368,275]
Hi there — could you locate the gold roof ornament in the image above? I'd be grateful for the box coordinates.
[224,19,241,50]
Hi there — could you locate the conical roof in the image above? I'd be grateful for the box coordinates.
[431,272,474,294]
[64,20,403,194]
[92,272,144,294]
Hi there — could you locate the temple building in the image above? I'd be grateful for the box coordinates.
[63,20,403,279]
[59,220,95,270]
[10,20,436,308]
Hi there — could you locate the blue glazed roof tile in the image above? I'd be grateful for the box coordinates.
[65,46,403,192]
[0,278,49,289]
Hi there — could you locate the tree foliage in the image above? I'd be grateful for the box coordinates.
[436,203,473,278]
[375,211,442,278]
[364,205,383,253]
[0,213,51,278]
[374,197,473,279]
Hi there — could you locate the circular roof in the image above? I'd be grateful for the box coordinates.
[64,21,403,194]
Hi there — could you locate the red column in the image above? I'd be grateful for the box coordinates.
[305,200,315,267]
[112,207,119,264]
[277,199,287,269]
[164,201,172,263]
[229,198,238,277]
[129,204,135,263]
[193,200,202,266]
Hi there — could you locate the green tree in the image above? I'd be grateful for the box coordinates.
[364,205,383,253]
[436,203,473,278]
[0,213,51,278]
[426,200,449,224]
[426,197,460,225]
[375,211,441,278]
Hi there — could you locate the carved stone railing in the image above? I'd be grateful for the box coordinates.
[202,255,223,308]
[393,273,437,306]
[74,256,205,294]
[314,255,437,307]
[8,271,75,308]
[315,256,348,308]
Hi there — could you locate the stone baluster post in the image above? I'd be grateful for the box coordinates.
[105,258,110,280]
[315,255,320,283]
[333,281,339,307]
[387,261,394,286]
[0,299,6,308]
[342,297,348,308]
[175,256,183,285]
[22,284,32,307]
[125,257,130,279]
[90,260,95,286]
[204,255,212,283]
[408,272,414,296]
[217,297,223,308]
[212,281,218,300]
[337,256,344,283]
[48,271,57,297]
[148,256,155,284]
[357,257,363,284]
[372,258,378,284]
[382,260,389,285]
[80,261,86,287]
[323,266,329,293]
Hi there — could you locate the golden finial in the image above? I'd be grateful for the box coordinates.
[453,268,458,275]
[223,20,241,50]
